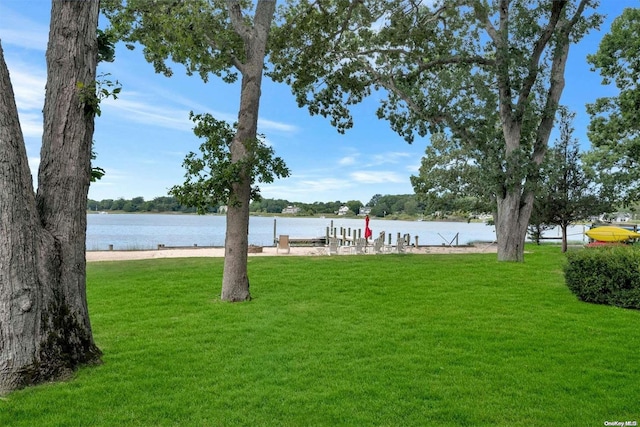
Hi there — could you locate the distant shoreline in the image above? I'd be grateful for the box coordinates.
[86,210,488,223]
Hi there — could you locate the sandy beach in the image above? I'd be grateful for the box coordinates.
[86,243,498,262]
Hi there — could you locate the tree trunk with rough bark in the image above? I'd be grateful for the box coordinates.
[488,3,577,263]
[0,0,101,395]
[495,188,535,262]
[221,0,275,301]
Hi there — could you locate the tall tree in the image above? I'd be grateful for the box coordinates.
[0,1,101,394]
[103,0,277,301]
[536,107,609,252]
[269,0,601,261]
[583,7,640,206]
[410,132,496,217]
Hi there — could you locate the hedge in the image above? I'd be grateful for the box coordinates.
[564,245,640,310]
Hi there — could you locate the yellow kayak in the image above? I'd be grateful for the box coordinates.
[585,226,640,242]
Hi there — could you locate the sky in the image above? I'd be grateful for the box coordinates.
[1,0,638,205]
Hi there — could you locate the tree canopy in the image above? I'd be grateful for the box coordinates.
[584,7,640,206]
[269,0,602,261]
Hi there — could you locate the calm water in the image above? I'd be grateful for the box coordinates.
[86,214,588,251]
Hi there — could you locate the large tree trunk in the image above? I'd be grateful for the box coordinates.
[0,0,101,395]
[37,0,99,340]
[488,1,573,262]
[0,42,50,395]
[495,188,535,262]
[221,0,275,302]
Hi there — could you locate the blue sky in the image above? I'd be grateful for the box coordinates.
[1,0,637,204]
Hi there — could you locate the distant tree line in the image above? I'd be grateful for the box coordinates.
[88,196,202,213]
[88,193,478,218]
[248,194,427,217]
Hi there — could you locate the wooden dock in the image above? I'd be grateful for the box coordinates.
[274,219,422,249]
[285,237,327,247]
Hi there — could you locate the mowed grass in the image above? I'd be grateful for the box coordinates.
[1,245,639,426]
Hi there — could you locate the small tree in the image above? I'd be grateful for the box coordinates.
[535,107,610,252]
[527,195,555,245]
[346,200,363,216]
[410,132,496,218]
[169,112,288,231]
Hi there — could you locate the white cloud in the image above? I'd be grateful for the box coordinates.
[1,42,47,139]
[406,161,421,174]
[3,61,46,138]
[338,155,357,166]
[101,95,194,131]
[134,83,222,115]
[95,68,299,136]
[350,171,406,184]
[0,7,48,51]
[101,90,298,137]
[28,156,40,179]
[262,177,352,199]
[1,29,48,51]
[300,177,351,192]
[18,112,43,138]
[258,118,299,134]
[260,171,414,203]
[123,83,237,124]
[88,167,136,198]
[368,151,411,166]
[8,64,46,110]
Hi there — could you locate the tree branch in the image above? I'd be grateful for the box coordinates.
[473,0,499,46]
[253,0,276,37]
[226,0,252,43]
[203,33,245,73]
[514,0,568,119]
[416,55,495,71]
[533,22,574,168]
[475,0,514,128]
[564,0,589,30]
[530,0,589,168]
[361,60,472,136]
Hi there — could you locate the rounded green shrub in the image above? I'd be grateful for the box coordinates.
[564,245,640,310]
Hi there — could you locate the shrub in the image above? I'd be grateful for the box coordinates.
[564,245,640,310]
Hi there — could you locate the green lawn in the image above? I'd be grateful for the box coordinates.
[1,246,638,426]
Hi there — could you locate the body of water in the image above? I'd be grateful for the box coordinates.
[86,213,588,251]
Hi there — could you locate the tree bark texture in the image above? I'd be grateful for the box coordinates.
[221,0,275,302]
[0,0,101,395]
[491,3,572,262]
[495,189,535,262]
